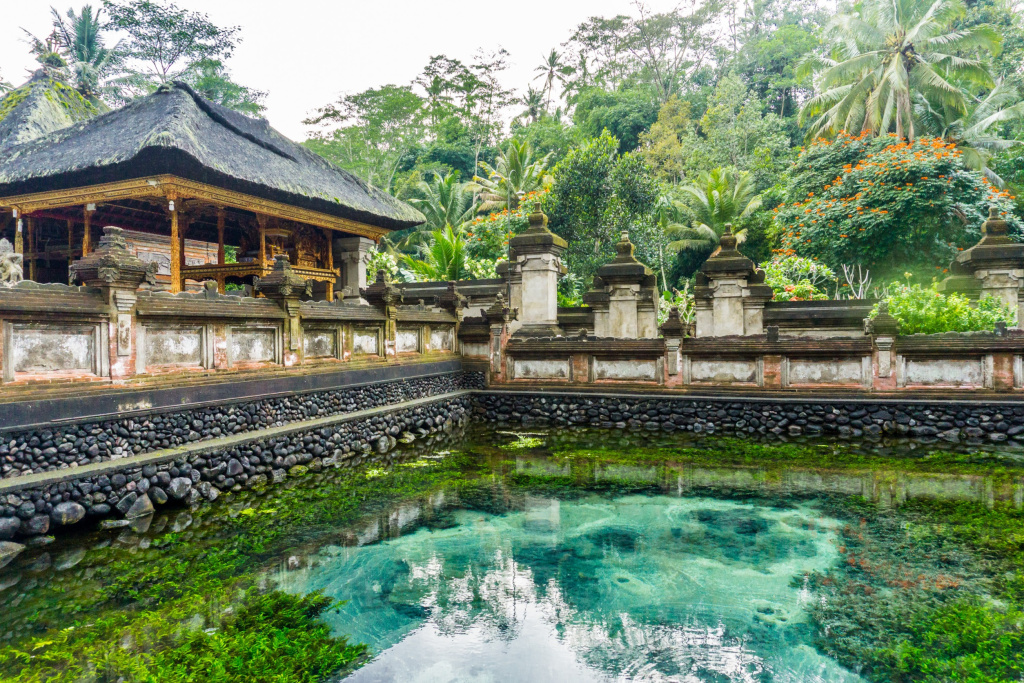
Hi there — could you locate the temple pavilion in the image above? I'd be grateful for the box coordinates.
[0,79,422,298]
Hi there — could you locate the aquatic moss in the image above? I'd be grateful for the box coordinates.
[1,589,366,683]
[0,446,482,681]
[806,498,1024,682]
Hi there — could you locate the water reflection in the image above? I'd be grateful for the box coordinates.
[280,495,863,682]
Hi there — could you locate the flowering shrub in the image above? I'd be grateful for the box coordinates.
[465,257,498,279]
[366,250,402,282]
[871,283,1016,334]
[465,190,548,261]
[763,255,834,301]
[775,133,1021,277]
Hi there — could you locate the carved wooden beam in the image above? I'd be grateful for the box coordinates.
[0,175,387,240]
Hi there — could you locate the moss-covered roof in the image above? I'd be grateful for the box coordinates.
[0,81,424,231]
[0,70,98,150]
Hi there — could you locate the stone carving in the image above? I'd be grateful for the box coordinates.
[70,227,157,288]
[138,250,172,275]
[0,238,24,286]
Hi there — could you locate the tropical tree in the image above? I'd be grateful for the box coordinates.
[799,0,1002,141]
[533,49,571,112]
[103,0,245,104]
[916,79,1024,183]
[470,140,553,211]
[519,86,544,124]
[189,58,265,115]
[669,168,763,254]
[407,172,478,233]
[50,5,119,101]
[304,85,426,191]
[401,226,471,281]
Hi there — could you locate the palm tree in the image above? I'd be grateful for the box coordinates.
[407,172,478,233]
[469,140,553,212]
[667,168,762,255]
[50,5,119,101]
[533,49,570,113]
[401,226,471,281]
[520,86,544,124]
[916,80,1024,184]
[799,0,1001,141]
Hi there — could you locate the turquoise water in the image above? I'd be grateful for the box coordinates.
[280,492,863,682]
[4,425,1021,682]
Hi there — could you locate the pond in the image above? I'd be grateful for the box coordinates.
[1,425,1023,683]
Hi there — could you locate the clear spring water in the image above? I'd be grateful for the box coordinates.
[280,493,862,682]
[3,424,1022,682]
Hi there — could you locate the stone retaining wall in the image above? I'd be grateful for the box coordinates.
[473,391,1024,442]
[1,371,485,478]
[0,395,473,541]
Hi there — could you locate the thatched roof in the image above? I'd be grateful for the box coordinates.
[0,81,424,231]
[0,71,99,150]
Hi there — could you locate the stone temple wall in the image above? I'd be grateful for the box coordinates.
[0,395,473,540]
[1,372,485,479]
[473,392,1024,443]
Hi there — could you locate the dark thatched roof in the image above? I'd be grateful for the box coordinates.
[0,71,99,150]
[0,81,424,231]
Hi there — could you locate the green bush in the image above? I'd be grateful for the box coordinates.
[872,283,1017,334]
[763,255,833,301]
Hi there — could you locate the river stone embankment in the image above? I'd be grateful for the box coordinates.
[474,392,1024,442]
[0,395,472,543]
[1,372,485,479]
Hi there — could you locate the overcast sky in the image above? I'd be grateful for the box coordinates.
[1,0,684,140]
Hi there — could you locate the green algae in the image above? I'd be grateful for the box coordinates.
[0,426,1022,682]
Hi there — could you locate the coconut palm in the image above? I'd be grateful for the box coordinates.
[401,226,471,281]
[408,172,478,233]
[916,80,1024,184]
[799,0,1001,141]
[50,5,119,101]
[533,49,571,113]
[469,140,553,212]
[667,168,762,255]
[520,86,544,124]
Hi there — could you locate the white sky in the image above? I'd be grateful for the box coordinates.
[1,0,684,141]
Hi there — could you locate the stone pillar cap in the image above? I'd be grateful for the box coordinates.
[592,231,652,284]
[508,209,567,255]
[70,226,156,289]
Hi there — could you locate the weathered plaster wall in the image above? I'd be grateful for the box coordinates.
[593,359,658,381]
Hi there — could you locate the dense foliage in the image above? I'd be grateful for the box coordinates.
[775,133,1022,276]
[872,282,1017,334]
[5,0,1024,295]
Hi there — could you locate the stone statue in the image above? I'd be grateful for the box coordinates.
[0,238,24,286]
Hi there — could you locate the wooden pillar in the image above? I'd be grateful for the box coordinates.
[325,228,334,302]
[26,217,35,281]
[257,215,267,266]
[67,219,74,266]
[82,205,93,256]
[169,200,181,294]
[216,209,227,294]
[179,213,189,291]
[13,213,23,257]
[216,209,226,265]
